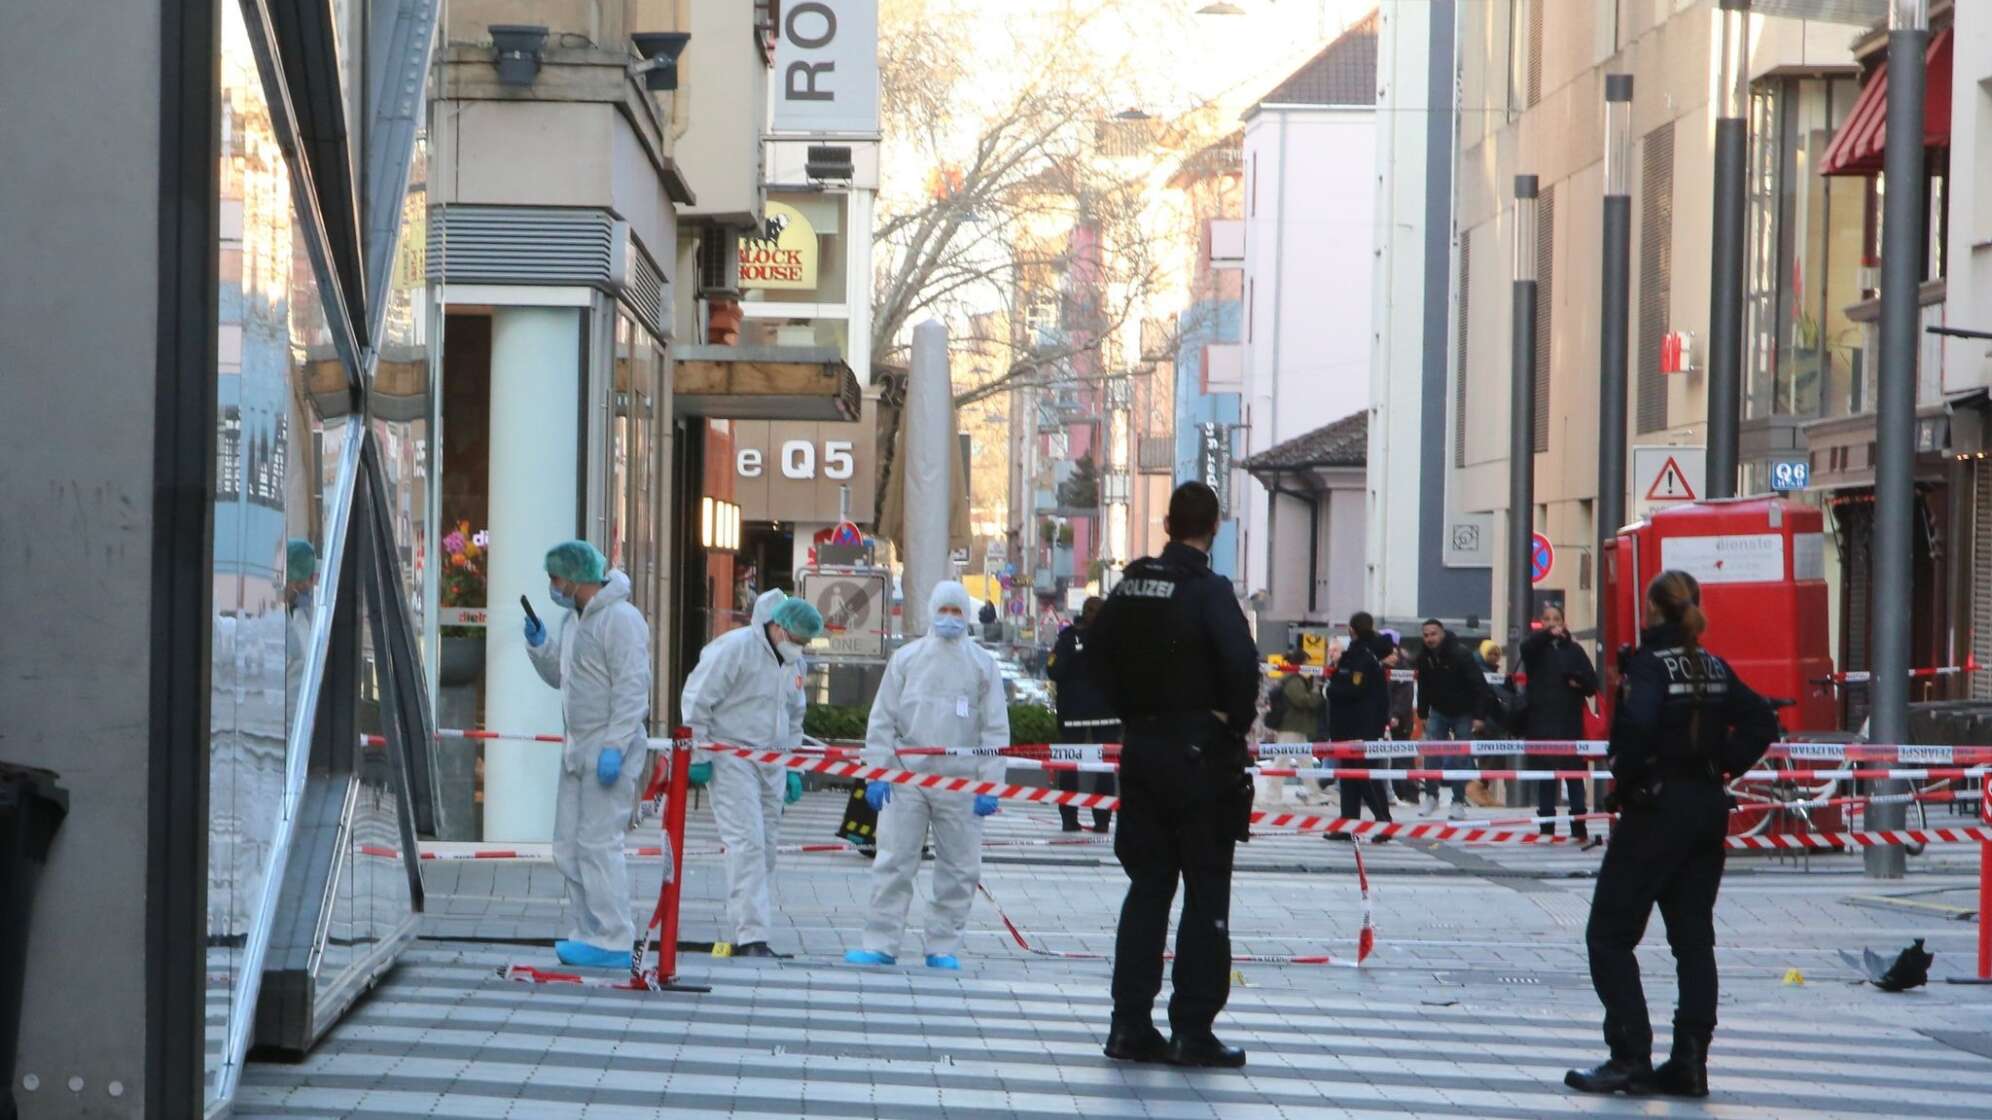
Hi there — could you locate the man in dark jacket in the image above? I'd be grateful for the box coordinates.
[1518,604,1602,845]
[1048,596,1115,832]
[1415,619,1489,819]
[1325,612,1392,837]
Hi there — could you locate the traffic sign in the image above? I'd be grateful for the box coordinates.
[1645,456,1697,501]
[1631,446,1706,518]
[1530,532,1554,584]
[1770,457,1810,492]
[796,567,890,659]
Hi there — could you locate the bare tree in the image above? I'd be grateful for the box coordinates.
[870,0,1222,409]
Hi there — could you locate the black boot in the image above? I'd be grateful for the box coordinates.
[1564,1057,1654,1095]
[1103,1022,1168,1062]
[1167,1033,1247,1068]
[1651,1035,1709,1097]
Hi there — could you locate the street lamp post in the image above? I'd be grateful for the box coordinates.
[1510,175,1539,662]
[1706,0,1749,500]
[1598,75,1634,646]
[1867,0,1929,879]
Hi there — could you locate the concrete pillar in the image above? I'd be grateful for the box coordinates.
[483,307,582,841]
[903,321,951,636]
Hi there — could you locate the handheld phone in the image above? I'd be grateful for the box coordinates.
[520,595,541,628]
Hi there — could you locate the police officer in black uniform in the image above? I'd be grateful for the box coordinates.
[1324,612,1393,835]
[1048,596,1116,832]
[1566,570,1779,1099]
[1086,482,1259,1069]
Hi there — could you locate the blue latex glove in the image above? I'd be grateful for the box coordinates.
[785,771,804,805]
[596,747,622,786]
[973,794,999,817]
[524,615,547,648]
[865,780,892,812]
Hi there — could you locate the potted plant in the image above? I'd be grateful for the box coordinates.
[439,521,488,687]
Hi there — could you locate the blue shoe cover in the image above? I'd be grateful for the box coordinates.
[555,940,632,969]
[924,954,961,970]
[843,948,896,965]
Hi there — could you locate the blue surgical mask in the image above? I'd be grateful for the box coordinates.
[932,614,967,640]
[550,584,576,610]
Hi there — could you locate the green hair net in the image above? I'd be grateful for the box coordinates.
[770,598,823,641]
[544,539,608,584]
[285,538,318,583]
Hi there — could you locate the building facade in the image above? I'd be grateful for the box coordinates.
[1235,14,1379,633]
[1445,0,1909,655]
[427,0,861,842]
[1367,0,1490,629]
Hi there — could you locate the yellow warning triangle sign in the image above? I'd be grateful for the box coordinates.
[1645,455,1697,501]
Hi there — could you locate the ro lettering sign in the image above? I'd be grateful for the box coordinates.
[771,0,880,138]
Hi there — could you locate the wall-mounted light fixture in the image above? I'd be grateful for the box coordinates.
[629,31,692,92]
[701,496,741,551]
[490,25,547,87]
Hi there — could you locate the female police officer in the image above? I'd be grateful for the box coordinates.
[1565,570,1779,1099]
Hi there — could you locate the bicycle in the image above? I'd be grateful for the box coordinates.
[1725,698,1844,843]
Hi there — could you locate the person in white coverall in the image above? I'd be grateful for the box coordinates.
[844,581,1010,970]
[523,540,652,970]
[680,590,824,958]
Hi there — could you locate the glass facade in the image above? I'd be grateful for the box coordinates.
[1744,75,1865,424]
[201,0,441,1110]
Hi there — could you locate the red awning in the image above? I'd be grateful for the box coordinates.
[1821,27,1952,177]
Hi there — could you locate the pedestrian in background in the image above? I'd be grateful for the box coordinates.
[523,540,653,970]
[1261,643,1325,807]
[1384,629,1419,804]
[1565,571,1779,1099]
[1414,619,1489,819]
[1518,603,1602,847]
[1088,482,1257,1069]
[1324,613,1391,839]
[1048,596,1116,832]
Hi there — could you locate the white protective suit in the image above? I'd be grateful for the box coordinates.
[680,589,807,945]
[859,582,1011,958]
[525,569,653,951]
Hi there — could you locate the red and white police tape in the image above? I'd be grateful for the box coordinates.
[978,836,1375,966]
[371,728,1992,767]
[375,728,1992,849]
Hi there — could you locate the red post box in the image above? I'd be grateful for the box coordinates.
[1601,498,1841,837]
[1601,496,1835,730]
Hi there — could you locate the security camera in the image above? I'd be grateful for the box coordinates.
[629,32,691,92]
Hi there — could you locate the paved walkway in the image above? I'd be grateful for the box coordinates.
[237,790,1992,1118]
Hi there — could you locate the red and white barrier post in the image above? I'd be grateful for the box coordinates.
[1979,769,1990,980]
[657,729,693,983]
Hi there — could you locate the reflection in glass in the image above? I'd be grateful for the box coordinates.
[372,122,434,634]
[317,564,416,1014]
[205,2,340,1104]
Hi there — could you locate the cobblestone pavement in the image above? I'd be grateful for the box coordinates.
[238,787,1992,1118]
